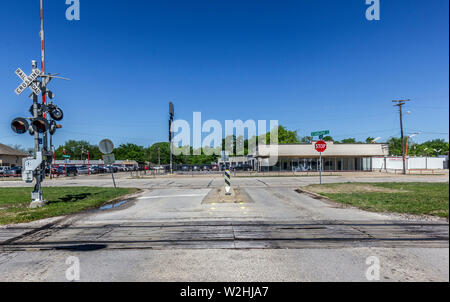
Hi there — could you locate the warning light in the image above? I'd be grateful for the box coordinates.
[11,118,30,134]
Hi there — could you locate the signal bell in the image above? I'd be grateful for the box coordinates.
[49,107,64,121]
[11,118,29,134]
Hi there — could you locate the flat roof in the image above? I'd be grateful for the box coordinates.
[255,142,389,157]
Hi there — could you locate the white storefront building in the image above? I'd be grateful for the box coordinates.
[254,142,389,171]
[252,142,447,172]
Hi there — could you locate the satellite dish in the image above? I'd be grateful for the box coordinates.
[99,139,114,155]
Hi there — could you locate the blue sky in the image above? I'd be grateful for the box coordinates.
[0,0,448,149]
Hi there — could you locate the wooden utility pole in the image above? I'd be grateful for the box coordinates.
[393,99,410,174]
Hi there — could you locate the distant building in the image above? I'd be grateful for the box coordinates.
[52,159,139,168]
[0,143,29,167]
[218,156,253,168]
[253,142,389,171]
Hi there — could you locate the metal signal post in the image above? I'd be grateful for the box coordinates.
[10,1,69,208]
[169,102,174,174]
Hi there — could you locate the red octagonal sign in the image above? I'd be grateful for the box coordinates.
[315,140,327,153]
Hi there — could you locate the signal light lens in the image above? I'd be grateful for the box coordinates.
[31,117,49,134]
[49,120,57,135]
[11,118,29,134]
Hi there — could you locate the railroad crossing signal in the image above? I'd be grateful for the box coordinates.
[15,67,42,96]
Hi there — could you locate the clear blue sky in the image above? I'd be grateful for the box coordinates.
[1,0,448,149]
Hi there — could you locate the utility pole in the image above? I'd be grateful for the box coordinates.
[393,99,410,174]
[169,102,174,174]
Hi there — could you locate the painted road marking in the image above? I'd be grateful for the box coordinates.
[138,194,206,199]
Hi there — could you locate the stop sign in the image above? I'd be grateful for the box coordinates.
[315,140,327,153]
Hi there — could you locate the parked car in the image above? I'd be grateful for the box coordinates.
[91,166,106,174]
[105,165,119,173]
[219,163,230,171]
[50,166,63,175]
[192,165,201,171]
[2,168,21,177]
[210,164,219,171]
[201,164,211,171]
[181,164,191,172]
[62,166,78,176]
[6,166,22,176]
[0,166,10,175]
[77,166,90,174]
[235,163,253,171]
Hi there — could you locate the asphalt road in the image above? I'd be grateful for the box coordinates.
[0,174,448,281]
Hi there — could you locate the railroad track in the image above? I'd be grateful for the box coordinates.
[1,220,448,251]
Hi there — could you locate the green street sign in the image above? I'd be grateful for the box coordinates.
[62,155,70,158]
[311,130,330,137]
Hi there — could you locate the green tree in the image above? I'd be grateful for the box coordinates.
[147,142,170,164]
[114,143,147,163]
[387,137,403,156]
[322,136,334,142]
[415,139,449,157]
[340,138,357,144]
[300,136,313,144]
[365,137,375,143]
[54,140,101,160]
[265,126,300,144]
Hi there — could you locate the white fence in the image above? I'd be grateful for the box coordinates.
[372,156,446,171]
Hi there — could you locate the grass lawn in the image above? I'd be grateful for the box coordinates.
[303,182,449,218]
[0,187,138,225]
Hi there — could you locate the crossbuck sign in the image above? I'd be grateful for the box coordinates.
[15,68,42,96]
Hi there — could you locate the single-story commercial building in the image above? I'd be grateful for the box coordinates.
[217,156,254,168]
[253,142,389,171]
[0,143,29,167]
[53,159,139,169]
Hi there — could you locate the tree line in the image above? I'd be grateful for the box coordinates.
[14,125,446,165]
